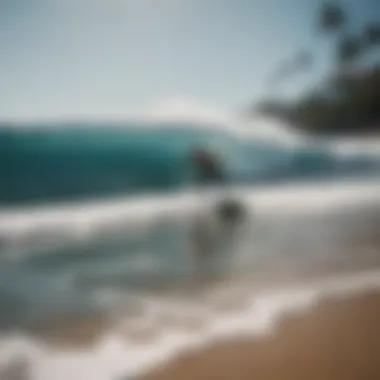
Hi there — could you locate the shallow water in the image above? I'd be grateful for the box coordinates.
[2,122,380,206]
[1,179,380,329]
[1,173,380,380]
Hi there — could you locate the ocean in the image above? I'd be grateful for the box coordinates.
[2,120,380,206]
[1,119,380,379]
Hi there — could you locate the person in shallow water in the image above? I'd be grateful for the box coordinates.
[190,147,245,221]
[189,148,246,275]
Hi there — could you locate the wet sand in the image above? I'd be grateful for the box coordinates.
[26,313,109,348]
[20,250,380,350]
[141,291,380,380]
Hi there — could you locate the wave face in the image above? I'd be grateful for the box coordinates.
[1,121,380,206]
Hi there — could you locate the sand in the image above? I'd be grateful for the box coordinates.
[141,291,380,380]
[26,313,109,348]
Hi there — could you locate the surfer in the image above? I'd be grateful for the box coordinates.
[189,148,225,277]
[189,147,245,278]
[190,147,244,222]
[190,147,226,187]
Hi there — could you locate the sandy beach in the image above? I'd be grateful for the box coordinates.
[141,290,380,380]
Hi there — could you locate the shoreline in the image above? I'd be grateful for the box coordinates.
[0,268,379,380]
[1,194,380,379]
[140,289,380,380]
[6,250,380,340]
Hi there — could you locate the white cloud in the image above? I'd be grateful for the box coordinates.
[139,96,233,125]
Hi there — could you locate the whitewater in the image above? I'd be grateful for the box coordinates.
[1,115,380,380]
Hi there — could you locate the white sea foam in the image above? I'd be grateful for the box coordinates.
[1,178,380,248]
[1,269,380,380]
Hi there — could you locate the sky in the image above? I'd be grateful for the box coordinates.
[0,0,376,121]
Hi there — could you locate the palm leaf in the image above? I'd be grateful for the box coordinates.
[318,1,346,33]
[336,35,362,64]
[362,23,380,47]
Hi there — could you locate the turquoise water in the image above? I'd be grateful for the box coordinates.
[1,121,380,330]
[1,121,379,205]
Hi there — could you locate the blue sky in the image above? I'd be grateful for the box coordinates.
[0,0,375,120]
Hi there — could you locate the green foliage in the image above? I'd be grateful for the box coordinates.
[318,1,346,33]
[257,66,380,135]
[256,1,380,135]
[362,23,380,48]
[336,35,362,64]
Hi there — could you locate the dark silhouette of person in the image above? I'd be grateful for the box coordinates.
[190,148,226,186]
[189,147,244,280]
[189,147,245,224]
